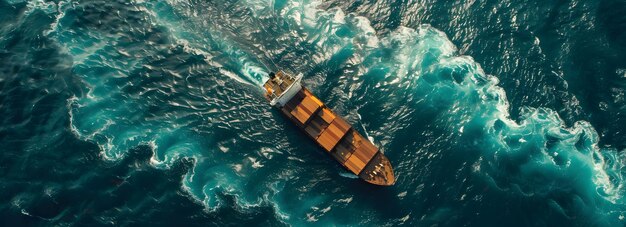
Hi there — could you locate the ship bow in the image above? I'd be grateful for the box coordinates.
[358,152,395,186]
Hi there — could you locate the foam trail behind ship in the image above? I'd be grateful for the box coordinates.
[42,0,281,216]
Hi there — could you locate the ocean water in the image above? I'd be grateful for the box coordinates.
[1,0,626,226]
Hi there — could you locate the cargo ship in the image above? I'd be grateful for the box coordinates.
[263,71,395,186]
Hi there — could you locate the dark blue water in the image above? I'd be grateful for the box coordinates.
[2,0,626,226]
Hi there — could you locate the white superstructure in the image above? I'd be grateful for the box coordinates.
[268,73,303,107]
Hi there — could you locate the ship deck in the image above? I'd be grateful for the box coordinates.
[280,90,394,185]
[263,71,394,186]
[263,71,295,101]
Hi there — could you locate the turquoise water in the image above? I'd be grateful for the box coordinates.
[2,0,626,226]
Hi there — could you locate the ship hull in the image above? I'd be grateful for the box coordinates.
[263,72,395,186]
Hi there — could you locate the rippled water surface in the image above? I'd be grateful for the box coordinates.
[1,0,626,226]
